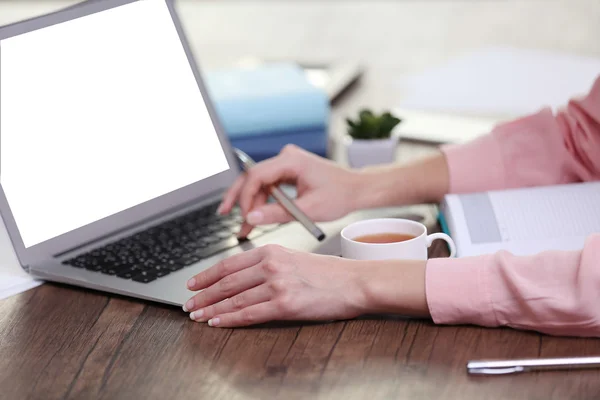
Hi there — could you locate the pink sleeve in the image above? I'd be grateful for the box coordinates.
[441,75,600,193]
[425,76,600,336]
[426,234,600,337]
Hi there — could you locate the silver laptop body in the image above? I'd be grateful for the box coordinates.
[0,0,424,307]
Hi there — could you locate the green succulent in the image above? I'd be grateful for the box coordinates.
[346,109,402,140]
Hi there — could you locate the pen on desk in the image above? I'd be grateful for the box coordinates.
[467,356,600,375]
[233,148,326,242]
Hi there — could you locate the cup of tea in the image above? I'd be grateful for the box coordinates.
[340,218,456,260]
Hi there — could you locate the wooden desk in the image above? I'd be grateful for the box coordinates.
[2,238,600,400]
[1,1,600,399]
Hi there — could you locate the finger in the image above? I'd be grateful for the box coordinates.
[238,156,298,217]
[237,222,254,240]
[189,284,271,322]
[186,247,265,291]
[246,195,316,226]
[205,301,276,328]
[237,191,268,239]
[217,175,246,215]
[185,264,265,313]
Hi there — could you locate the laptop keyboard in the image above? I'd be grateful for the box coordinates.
[62,202,260,284]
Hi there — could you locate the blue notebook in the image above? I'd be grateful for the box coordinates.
[205,63,330,161]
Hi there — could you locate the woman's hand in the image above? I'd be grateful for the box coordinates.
[183,244,429,328]
[218,144,363,238]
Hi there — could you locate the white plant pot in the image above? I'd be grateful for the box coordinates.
[346,136,397,168]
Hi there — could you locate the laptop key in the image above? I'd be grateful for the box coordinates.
[132,271,158,283]
[84,263,104,272]
[182,237,240,262]
[166,263,184,272]
[116,265,144,279]
[155,269,170,278]
[105,262,135,276]
[66,258,87,268]
[179,254,201,266]
[215,230,233,239]
[201,236,221,245]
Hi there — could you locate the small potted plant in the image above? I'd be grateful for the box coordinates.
[345,109,401,168]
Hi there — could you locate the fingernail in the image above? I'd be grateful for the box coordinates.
[246,210,263,225]
[187,278,196,289]
[183,299,194,312]
[190,309,204,321]
[208,317,220,327]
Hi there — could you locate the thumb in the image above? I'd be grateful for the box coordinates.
[246,197,314,226]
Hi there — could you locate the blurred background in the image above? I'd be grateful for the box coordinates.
[3,1,598,70]
[2,0,599,164]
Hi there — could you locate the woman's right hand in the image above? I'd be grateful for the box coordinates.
[218,144,363,238]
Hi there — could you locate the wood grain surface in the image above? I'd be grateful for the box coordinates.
[2,232,600,400]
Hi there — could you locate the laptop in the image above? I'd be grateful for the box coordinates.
[0,0,424,306]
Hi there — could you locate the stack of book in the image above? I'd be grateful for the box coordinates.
[205,62,330,161]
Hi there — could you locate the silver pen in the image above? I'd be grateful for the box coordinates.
[233,148,326,241]
[467,356,600,375]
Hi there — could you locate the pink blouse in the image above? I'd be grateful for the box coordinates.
[426,76,600,337]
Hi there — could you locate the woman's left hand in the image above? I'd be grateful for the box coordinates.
[183,244,371,327]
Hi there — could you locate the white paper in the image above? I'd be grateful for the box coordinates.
[489,182,600,242]
[0,274,42,301]
[397,47,600,117]
[392,108,503,144]
[0,217,42,301]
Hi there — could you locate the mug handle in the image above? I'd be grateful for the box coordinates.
[426,233,457,258]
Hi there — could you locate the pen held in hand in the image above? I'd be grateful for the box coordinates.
[233,148,326,241]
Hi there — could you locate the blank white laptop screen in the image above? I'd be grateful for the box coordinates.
[0,0,229,248]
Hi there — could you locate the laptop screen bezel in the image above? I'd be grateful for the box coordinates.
[0,0,241,267]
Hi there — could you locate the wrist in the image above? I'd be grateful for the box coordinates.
[350,169,386,210]
[351,152,450,210]
[352,259,430,318]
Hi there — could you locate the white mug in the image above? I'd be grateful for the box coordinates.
[340,218,456,260]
